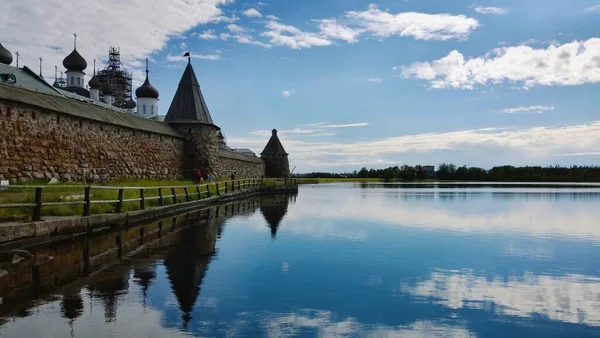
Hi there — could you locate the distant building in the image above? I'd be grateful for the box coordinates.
[423,165,435,178]
[261,129,290,178]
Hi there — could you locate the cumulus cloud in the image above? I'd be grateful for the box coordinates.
[243,8,262,17]
[282,90,293,97]
[470,5,511,15]
[262,21,332,49]
[399,38,600,89]
[260,4,479,49]
[196,30,218,40]
[0,0,233,82]
[220,25,272,48]
[368,77,383,83]
[346,4,480,41]
[496,106,556,114]
[229,121,600,170]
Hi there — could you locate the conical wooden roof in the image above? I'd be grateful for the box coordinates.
[261,129,288,155]
[165,60,214,125]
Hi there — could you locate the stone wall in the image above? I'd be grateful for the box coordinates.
[262,154,290,178]
[218,149,265,178]
[0,100,185,182]
[170,124,221,178]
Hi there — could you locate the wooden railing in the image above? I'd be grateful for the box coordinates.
[0,178,289,221]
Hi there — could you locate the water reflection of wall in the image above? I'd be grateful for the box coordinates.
[0,195,267,309]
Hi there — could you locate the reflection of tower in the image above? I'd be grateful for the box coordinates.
[87,268,130,323]
[164,216,221,330]
[260,194,295,239]
[61,288,84,337]
[133,262,157,310]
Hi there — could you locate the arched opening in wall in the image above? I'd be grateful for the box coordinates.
[160,135,163,141]
[117,128,120,135]
[31,111,37,120]
[6,106,11,117]
[100,124,104,131]
[148,133,151,139]
[79,120,83,128]
[132,131,136,137]
[56,115,60,124]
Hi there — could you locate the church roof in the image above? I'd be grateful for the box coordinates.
[0,43,13,65]
[164,61,215,126]
[63,49,87,72]
[261,129,288,155]
[135,75,159,99]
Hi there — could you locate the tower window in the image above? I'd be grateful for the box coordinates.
[151,105,154,114]
[77,77,80,85]
[143,105,146,114]
[71,77,74,85]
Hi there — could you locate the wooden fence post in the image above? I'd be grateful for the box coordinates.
[238,180,241,191]
[139,188,145,210]
[171,188,177,204]
[158,188,163,206]
[32,187,43,221]
[184,187,190,202]
[206,184,211,197]
[196,186,201,199]
[225,181,229,194]
[216,183,220,196]
[116,188,124,213]
[82,186,91,216]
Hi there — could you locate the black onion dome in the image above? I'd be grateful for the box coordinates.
[88,75,101,89]
[135,76,159,99]
[0,43,13,65]
[62,49,87,71]
[102,83,113,95]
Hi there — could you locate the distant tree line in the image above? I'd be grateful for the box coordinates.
[294,164,600,182]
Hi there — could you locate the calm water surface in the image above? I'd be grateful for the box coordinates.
[2,183,600,337]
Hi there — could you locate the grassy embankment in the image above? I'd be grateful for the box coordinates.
[0,178,264,221]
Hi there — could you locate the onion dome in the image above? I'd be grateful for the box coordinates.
[88,75,101,89]
[102,83,113,95]
[135,75,159,99]
[62,49,87,72]
[135,58,159,99]
[0,43,13,65]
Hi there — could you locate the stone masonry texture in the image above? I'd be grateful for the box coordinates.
[0,100,184,182]
[262,154,290,178]
[0,99,265,183]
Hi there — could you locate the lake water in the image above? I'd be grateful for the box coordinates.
[1,183,600,337]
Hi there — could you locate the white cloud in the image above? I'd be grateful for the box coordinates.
[282,90,293,97]
[316,19,361,43]
[243,8,262,17]
[179,41,187,49]
[262,21,333,49]
[496,106,556,114]
[229,121,600,170]
[399,38,600,89]
[266,14,280,21]
[0,0,233,81]
[261,5,479,49]
[346,4,480,41]
[197,29,218,40]
[368,77,383,83]
[227,24,246,33]
[470,5,511,15]
[166,53,220,61]
[585,4,600,12]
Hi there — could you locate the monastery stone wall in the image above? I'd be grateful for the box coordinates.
[218,149,265,178]
[262,154,290,178]
[0,100,185,183]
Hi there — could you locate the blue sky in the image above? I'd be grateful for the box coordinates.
[2,0,600,172]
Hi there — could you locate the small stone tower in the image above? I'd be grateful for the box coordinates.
[261,129,290,178]
[165,56,221,177]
